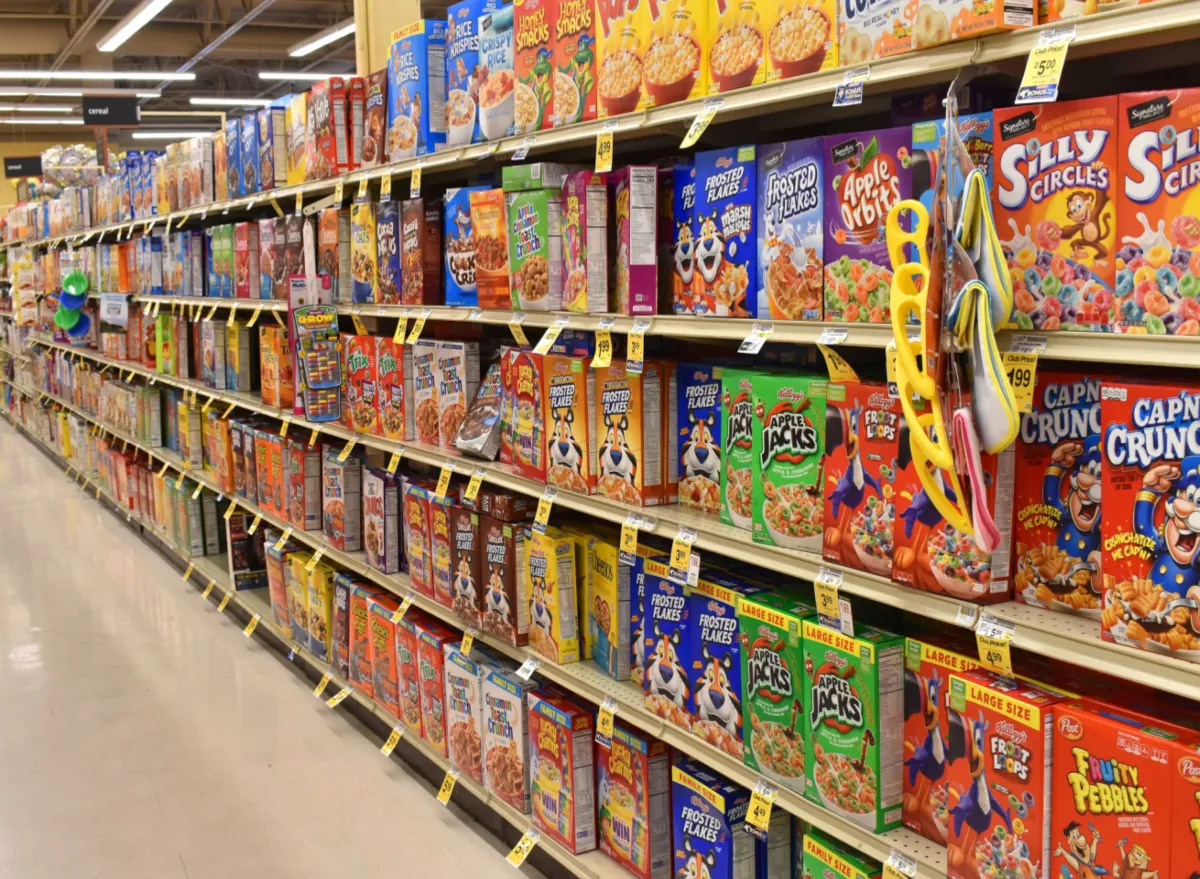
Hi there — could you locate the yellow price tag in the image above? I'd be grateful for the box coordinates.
[338,437,356,462]
[273,527,293,551]
[818,343,860,383]
[223,401,237,418]
[463,467,485,502]
[305,548,326,572]
[159,461,170,478]
[593,326,613,369]
[326,686,352,708]
[627,328,645,365]
[387,449,403,474]
[509,315,529,347]
[681,98,722,150]
[357,177,369,200]
[216,592,231,612]
[181,562,194,581]
[406,313,428,344]
[334,180,344,205]
[243,614,260,637]
[280,416,291,437]
[533,319,567,355]
[309,427,320,447]
[460,629,475,655]
[814,579,839,620]
[1016,28,1072,104]
[975,614,1015,675]
[596,697,617,741]
[247,305,263,328]
[204,303,219,321]
[883,851,919,879]
[248,513,262,534]
[380,174,392,202]
[351,312,368,336]
[294,191,303,215]
[191,483,203,500]
[410,166,422,198]
[595,131,614,173]
[175,473,185,490]
[381,727,403,756]
[223,500,238,521]
[270,198,283,217]
[435,463,454,500]
[506,829,540,868]
[436,770,459,805]
[619,515,640,562]
[670,526,697,574]
[202,579,215,598]
[745,783,777,834]
[393,317,408,344]
[313,673,331,697]
[533,487,556,533]
[1002,351,1038,414]
[392,594,415,623]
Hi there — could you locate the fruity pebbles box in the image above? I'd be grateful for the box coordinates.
[529,689,597,854]
[1100,380,1200,659]
[386,21,447,159]
[800,829,881,879]
[757,137,823,321]
[692,146,757,318]
[677,362,723,515]
[994,98,1119,332]
[670,760,752,879]
[1117,88,1200,335]
[822,127,910,324]
[596,722,671,879]
[803,619,904,833]
[1012,372,1102,615]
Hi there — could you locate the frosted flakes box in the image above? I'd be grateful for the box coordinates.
[513,0,558,133]
[758,137,823,320]
[837,0,911,63]
[994,99,1118,332]
[444,185,490,306]
[482,665,538,812]
[693,146,757,318]
[376,199,401,304]
[554,0,597,125]
[446,0,502,146]
[642,557,691,729]
[562,170,609,313]
[387,21,447,159]
[596,360,670,507]
[544,353,597,495]
[477,5,517,141]
[451,505,483,627]
[444,642,504,782]
[363,468,401,574]
[677,362,723,514]
[481,514,530,646]
[350,200,378,304]
[669,160,698,314]
[670,760,753,879]
[689,573,759,759]
[765,0,835,81]
[597,722,671,879]
[529,689,597,853]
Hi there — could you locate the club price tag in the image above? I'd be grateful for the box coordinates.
[516,657,539,681]
[182,562,195,581]
[313,673,331,697]
[1016,24,1074,105]
[814,566,843,628]
[326,686,352,708]
[305,548,326,572]
[243,614,260,637]
[745,781,777,841]
[595,130,614,173]
[738,322,774,354]
[273,527,294,551]
[248,513,262,534]
[410,166,422,198]
[380,174,392,202]
[435,463,454,500]
[975,613,1016,675]
[247,305,263,328]
[509,313,529,346]
[333,180,344,205]
[357,177,369,201]
[217,592,231,612]
[464,467,486,502]
[381,727,403,756]
[406,309,430,343]
[680,97,723,150]
[202,579,215,598]
[387,449,404,475]
[593,317,614,369]
[459,629,477,656]
[619,512,644,565]
[596,697,618,746]
[512,135,536,161]
[626,317,651,374]
[883,850,918,879]
[392,593,415,623]
[224,500,239,521]
[833,66,870,107]
[351,312,368,336]
[533,486,557,534]
[506,828,541,868]
[393,315,408,343]
[437,769,459,805]
[669,526,698,583]
[1002,351,1038,414]
[533,315,570,355]
[337,437,356,462]
[279,416,291,437]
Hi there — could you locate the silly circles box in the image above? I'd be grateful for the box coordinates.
[1117,88,1200,335]
[994,99,1119,332]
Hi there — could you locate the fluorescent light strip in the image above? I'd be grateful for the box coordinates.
[97,0,175,52]
[0,71,194,81]
[188,97,273,108]
[258,71,346,81]
[0,118,83,125]
[288,19,355,58]
[0,104,75,112]
[0,87,160,97]
[130,130,216,139]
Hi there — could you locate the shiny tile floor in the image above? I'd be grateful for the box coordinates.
[0,422,522,878]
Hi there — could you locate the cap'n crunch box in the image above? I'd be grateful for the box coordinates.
[529,689,597,853]
[396,610,425,737]
[415,617,460,756]
[1012,372,1102,614]
[544,353,597,495]
[994,99,1119,333]
[511,351,547,481]
[1100,381,1200,660]
[1117,88,1200,336]
[553,0,596,125]
[513,0,557,132]
[596,361,669,507]
[367,593,402,718]
[596,722,671,879]
[822,380,899,576]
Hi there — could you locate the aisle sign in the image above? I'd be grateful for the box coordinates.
[243,614,260,637]
[437,769,459,805]
[381,727,403,756]
[216,592,231,612]
[313,673,331,697]
[975,613,1016,675]
[1016,25,1075,104]
[326,686,352,708]
[506,828,541,868]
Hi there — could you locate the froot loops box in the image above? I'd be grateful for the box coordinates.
[596,722,671,879]
[692,146,757,318]
[1117,88,1200,335]
[1012,372,1102,615]
[994,99,1119,332]
[1100,381,1200,660]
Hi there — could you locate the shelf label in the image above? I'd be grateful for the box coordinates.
[247,305,263,328]
[437,769,459,805]
[224,500,239,521]
[464,467,486,502]
[460,629,476,656]
[466,308,483,321]
[975,613,1016,675]
[738,322,774,355]
[627,317,651,374]
[279,416,291,437]
[814,566,842,628]
[222,401,237,419]
[509,313,529,347]
[595,697,618,747]
[596,130,614,173]
[305,548,326,572]
[181,562,194,581]
[593,317,615,369]
[202,579,215,599]
[511,135,536,161]
[533,314,570,355]
[326,686,352,708]
[833,66,870,107]
[216,592,231,612]
[381,727,403,756]
[410,165,422,198]
[293,191,303,215]
[191,483,203,500]
[955,604,981,628]
[243,614,260,637]
[681,97,723,150]
[516,657,539,681]
[248,513,262,534]
[393,315,408,344]
[333,180,344,206]
[337,436,356,462]
[309,427,320,447]
[313,673,331,697]
[818,342,860,383]
[619,512,644,565]
[406,309,431,343]
[668,526,699,585]
[387,448,404,475]
[817,327,849,346]
[745,781,777,840]
[380,174,392,202]
[392,593,415,623]
[357,178,369,201]
[883,850,919,879]
[1016,24,1074,105]
[351,312,368,336]
[506,828,540,868]
[533,486,557,534]
[1002,351,1038,414]
[435,463,454,501]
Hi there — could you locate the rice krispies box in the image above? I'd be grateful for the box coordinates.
[1117,88,1200,336]
[445,0,498,146]
[1100,381,1200,658]
[945,671,1065,879]
[386,21,447,159]
[994,99,1119,332]
[444,643,504,782]
[670,760,753,879]
[596,722,671,879]
[691,146,756,318]
[483,666,537,812]
[529,689,597,854]
[758,137,823,321]
[677,362,723,515]
[642,557,691,730]
[415,617,460,756]
[544,353,597,495]
[822,380,899,576]
[837,0,910,63]
[822,127,910,323]
[1012,372,1102,614]
[802,619,904,833]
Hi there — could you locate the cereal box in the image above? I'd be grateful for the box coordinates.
[911,111,994,217]
[308,78,349,179]
[415,617,460,756]
[507,188,564,311]
[553,0,596,124]
[803,619,904,832]
[994,99,1119,332]
[1173,736,1200,875]
[240,113,259,195]
[597,722,671,879]
[677,362,723,514]
[318,207,352,303]
[690,146,757,318]
[412,339,441,446]
[376,199,401,304]
[642,556,691,729]
[562,170,608,313]
[822,381,899,576]
[609,165,657,315]
[363,468,401,574]
[286,436,321,531]
[758,137,823,320]
[387,21,447,158]
[401,197,442,306]
[451,504,482,627]
[837,0,910,63]
[689,574,755,759]
[708,0,766,96]
[913,0,1030,48]
[799,830,880,879]
[822,127,911,323]
[513,0,557,133]
[764,0,835,81]
[1012,372,1101,614]
[444,185,490,306]
[671,760,753,879]
[322,447,362,552]
[737,589,811,793]
[306,561,336,661]
[1039,0,1148,24]
[360,72,387,171]
[445,643,504,782]
[544,353,597,495]
[481,514,530,646]
[436,340,480,450]
[588,535,632,679]
[349,583,382,695]
[403,481,433,597]
[1117,89,1200,335]
[213,134,229,202]
[469,188,511,308]
[457,361,505,458]
[396,609,424,735]
[260,325,295,409]
[342,335,380,435]
[257,218,279,300]
[266,544,291,630]
[596,360,668,507]
[224,117,242,198]
[528,690,597,854]
[446,0,497,145]
[511,351,547,481]
[367,593,402,718]
[482,665,537,812]
[477,5,516,141]
[258,104,285,192]
[286,553,311,642]
[525,526,580,663]
[945,670,1065,879]
[286,92,307,185]
[750,372,826,549]
[901,636,980,844]
[332,574,355,680]
[431,494,456,610]
[668,161,698,314]
[375,336,408,441]
[1100,381,1200,658]
[233,222,260,300]
[350,200,378,304]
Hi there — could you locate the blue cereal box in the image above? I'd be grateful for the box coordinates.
[240,114,259,195]
[376,200,402,305]
[387,21,448,160]
[446,0,503,146]
[477,4,516,142]
[257,104,287,191]
[670,160,698,315]
[643,557,692,731]
[224,117,241,199]
[910,110,993,219]
[671,759,755,879]
[444,185,490,306]
[757,137,823,321]
[694,146,757,318]
[677,362,722,515]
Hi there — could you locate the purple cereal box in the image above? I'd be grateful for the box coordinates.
[822,127,911,324]
[609,165,657,315]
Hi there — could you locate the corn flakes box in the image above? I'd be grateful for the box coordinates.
[803,619,904,833]
[837,0,910,63]
[994,99,1118,332]
[677,363,723,514]
[800,830,880,879]
[513,0,558,133]
[412,339,441,446]
[749,372,825,549]
[1100,381,1200,658]
[692,146,757,318]
[481,514,530,646]
[1116,89,1200,335]
[822,381,899,576]
[737,590,811,793]
[483,665,538,813]
[1012,372,1102,614]
[720,367,757,530]
[901,636,980,844]
[642,556,691,728]
[367,593,402,718]
[528,690,597,853]
[350,200,378,304]
[822,127,910,324]
[437,340,480,449]
[415,617,460,756]
[349,583,382,696]
[396,608,424,735]
[758,137,823,321]
[554,0,596,124]
[386,21,446,158]
[375,337,408,441]
[544,353,597,495]
[469,188,511,308]
[403,480,434,597]
[764,0,835,81]
[306,560,336,661]
[376,200,401,304]
[670,760,753,879]
[444,185,489,306]
[945,670,1064,879]
[526,526,580,663]
[708,0,766,95]
[343,335,380,435]
[597,722,671,879]
[451,504,482,627]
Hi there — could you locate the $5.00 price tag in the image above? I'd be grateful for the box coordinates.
[744,781,777,841]
[506,828,541,868]
[975,613,1016,675]
[883,850,918,879]
[1016,24,1075,105]
[437,769,459,805]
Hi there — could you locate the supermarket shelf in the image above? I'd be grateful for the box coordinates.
[28,333,1200,706]
[132,295,289,314]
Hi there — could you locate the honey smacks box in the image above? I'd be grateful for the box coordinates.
[1116,88,1200,335]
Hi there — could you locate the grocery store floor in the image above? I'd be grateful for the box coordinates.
[0,423,522,878]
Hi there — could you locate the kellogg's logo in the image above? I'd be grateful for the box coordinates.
[1179,756,1200,783]
[1058,716,1083,740]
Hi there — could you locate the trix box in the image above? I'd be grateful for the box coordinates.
[692,146,757,317]
[671,760,753,879]
[1100,381,1200,659]
[994,99,1119,332]
[945,671,1065,879]
[1012,372,1102,614]
[386,21,447,159]
[822,380,900,577]
[1117,88,1200,335]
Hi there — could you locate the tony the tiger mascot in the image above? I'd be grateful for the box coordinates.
[548,405,584,481]
[646,623,689,710]
[598,412,637,486]
[681,410,720,485]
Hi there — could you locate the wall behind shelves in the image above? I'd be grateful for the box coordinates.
[0,137,68,209]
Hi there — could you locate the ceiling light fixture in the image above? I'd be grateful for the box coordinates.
[0,87,161,98]
[130,130,217,139]
[288,19,356,58]
[0,118,84,125]
[188,96,273,108]
[0,70,194,82]
[257,71,346,82]
[97,0,176,52]
[0,104,75,112]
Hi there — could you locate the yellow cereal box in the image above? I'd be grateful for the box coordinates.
[287,552,312,644]
[543,353,597,496]
[595,0,706,116]
[763,0,836,80]
[306,560,337,662]
[525,526,580,664]
[286,92,307,187]
[838,0,911,64]
[708,0,765,94]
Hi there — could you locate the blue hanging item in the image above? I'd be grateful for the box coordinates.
[59,291,87,310]
[66,311,91,338]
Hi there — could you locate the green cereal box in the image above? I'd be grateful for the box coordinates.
[719,367,759,531]
[750,373,826,549]
[802,619,904,833]
[737,590,813,795]
[505,188,563,311]
[799,829,882,879]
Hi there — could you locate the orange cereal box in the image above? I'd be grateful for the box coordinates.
[396,609,425,736]
[514,0,558,133]
[553,0,597,125]
[764,0,836,82]
[544,353,597,495]
[1039,0,1156,25]
[837,0,911,64]
[259,324,294,409]
[469,188,511,309]
[511,351,547,482]
[1116,88,1200,336]
[367,593,402,719]
[375,337,408,441]
[994,99,1119,333]
[343,335,381,435]
[595,360,670,507]
[911,0,1031,50]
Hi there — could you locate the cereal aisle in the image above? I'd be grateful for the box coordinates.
[5,1,1200,877]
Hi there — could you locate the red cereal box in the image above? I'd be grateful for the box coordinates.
[945,670,1065,879]
[343,334,381,435]
[529,689,597,854]
[1012,372,1102,615]
[994,99,1119,333]
[396,609,425,738]
[596,721,671,879]
[1100,380,1200,659]
[511,351,547,482]
[349,583,383,696]
[1173,739,1200,875]
[431,494,456,610]
[415,617,461,756]
[367,593,401,718]
[375,337,408,441]
[822,380,900,577]
[1116,88,1200,336]
[513,0,557,132]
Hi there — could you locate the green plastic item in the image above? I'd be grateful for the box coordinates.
[62,270,89,297]
[54,306,80,330]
